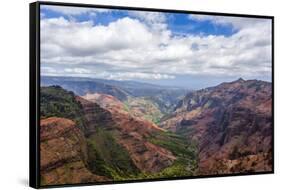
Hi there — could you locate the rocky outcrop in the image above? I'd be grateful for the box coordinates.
[78,95,176,173]
[75,96,114,136]
[82,93,164,125]
[161,79,273,175]
[40,117,107,185]
[112,112,176,173]
[82,93,125,112]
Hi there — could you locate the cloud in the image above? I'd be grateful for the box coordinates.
[129,11,167,24]
[189,14,271,30]
[42,66,175,80]
[64,68,91,74]
[40,8,272,81]
[128,10,169,36]
[41,17,154,58]
[98,72,175,80]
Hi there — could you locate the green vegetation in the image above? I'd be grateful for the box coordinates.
[150,132,197,159]
[154,160,194,177]
[86,128,140,180]
[124,97,163,125]
[147,131,198,177]
[175,125,196,137]
[86,127,198,180]
[40,176,47,186]
[137,160,195,179]
[40,86,86,130]
[123,102,130,112]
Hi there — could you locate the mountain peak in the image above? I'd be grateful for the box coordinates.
[229,77,245,84]
[236,77,245,82]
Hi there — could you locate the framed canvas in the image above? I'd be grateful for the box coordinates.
[29,1,274,188]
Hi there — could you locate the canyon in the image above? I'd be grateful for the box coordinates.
[40,77,272,185]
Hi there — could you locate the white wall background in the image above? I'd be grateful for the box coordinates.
[0,0,279,189]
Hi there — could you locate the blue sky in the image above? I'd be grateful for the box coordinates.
[40,5,272,89]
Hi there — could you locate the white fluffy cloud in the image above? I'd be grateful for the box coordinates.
[41,17,154,58]
[40,11,272,81]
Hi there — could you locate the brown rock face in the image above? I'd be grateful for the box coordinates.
[112,113,176,173]
[77,95,176,173]
[82,93,125,112]
[83,93,164,125]
[75,96,114,136]
[161,79,273,175]
[40,117,107,186]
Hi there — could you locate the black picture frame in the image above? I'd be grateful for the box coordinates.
[30,1,274,189]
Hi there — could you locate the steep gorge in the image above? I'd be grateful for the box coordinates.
[40,86,197,185]
[160,79,273,175]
